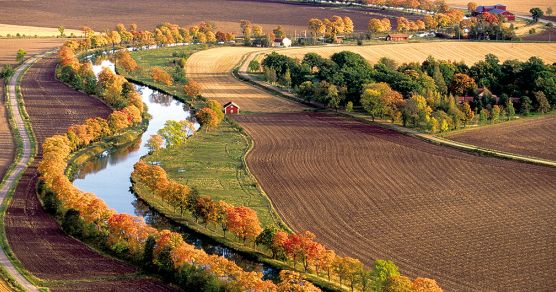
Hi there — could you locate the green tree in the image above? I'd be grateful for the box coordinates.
[16,49,26,63]
[491,105,500,123]
[534,91,551,113]
[0,64,15,80]
[297,80,314,101]
[530,7,544,22]
[506,100,516,120]
[520,96,532,116]
[158,120,191,148]
[248,60,260,72]
[479,108,490,123]
[345,101,353,112]
[371,260,400,292]
[361,88,383,121]
[255,226,279,256]
[143,235,156,270]
[432,64,448,95]
[327,84,341,111]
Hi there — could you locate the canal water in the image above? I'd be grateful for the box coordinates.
[72,59,277,279]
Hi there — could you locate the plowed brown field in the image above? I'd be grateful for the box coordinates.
[446,115,556,161]
[0,0,418,34]
[186,47,305,112]
[4,55,174,290]
[235,112,556,291]
[0,82,14,181]
[0,38,64,65]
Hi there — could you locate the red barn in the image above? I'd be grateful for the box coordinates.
[386,33,409,41]
[223,101,240,115]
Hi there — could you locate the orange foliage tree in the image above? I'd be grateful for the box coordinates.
[150,67,173,86]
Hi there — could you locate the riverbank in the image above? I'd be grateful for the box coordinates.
[118,45,209,108]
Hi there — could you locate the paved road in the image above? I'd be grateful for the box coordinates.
[0,53,49,292]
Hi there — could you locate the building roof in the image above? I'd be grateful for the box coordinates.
[223,101,240,109]
[387,33,409,38]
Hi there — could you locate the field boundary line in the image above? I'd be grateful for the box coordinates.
[0,51,56,292]
[233,49,556,169]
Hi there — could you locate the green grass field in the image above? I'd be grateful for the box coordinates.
[120,45,208,104]
[144,120,278,228]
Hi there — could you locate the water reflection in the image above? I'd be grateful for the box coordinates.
[72,59,277,279]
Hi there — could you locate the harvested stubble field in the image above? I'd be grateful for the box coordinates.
[445,114,556,161]
[0,24,82,38]
[0,38,65,65]
[0,0,417,34]
[186,46,305,112]
[4,55,173,290]
[277,42,556,65]
[234,111,556,291]
[0,82,14,182]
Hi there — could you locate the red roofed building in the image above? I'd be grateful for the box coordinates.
[223,101,240,115]
[474,4,516,21]
[386,33,409,41]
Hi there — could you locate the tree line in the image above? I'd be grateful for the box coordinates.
[261,51,555,133]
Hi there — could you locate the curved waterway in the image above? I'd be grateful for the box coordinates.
[73,59,277,279]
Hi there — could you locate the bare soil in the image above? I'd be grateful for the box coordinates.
[446,115,556,161]
[0,0,420,33]
[234,111,556,291]
[4,55,173,289]
[0,38,65,65]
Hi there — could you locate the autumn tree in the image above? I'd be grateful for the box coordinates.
[276,270,320,292]
[385,275,413,292]
[150,67,173,86]
[361,83,403,121]
[467,2,478,12]
[206,99,224,122]
[195,107,220,131]
[534,91,550,113]
[115,50,138,72]
[413,277,443,292]
[146,134,164,152]
[397,17,411,32]
[226,206,262,244]
[194,196,219,228]
[449,73,477,96]
[183,80,202,101]
[368,18,385,36]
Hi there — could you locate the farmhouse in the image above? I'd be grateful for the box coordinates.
[223,101,240,114]
[386,33,409,41]
[273,37,292,47]
[474,4,516,21]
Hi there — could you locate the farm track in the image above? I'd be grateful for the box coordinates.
[4,54,175,290]
[446,115,556,161]
[235,112,556,291]
[186,47,306,112]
